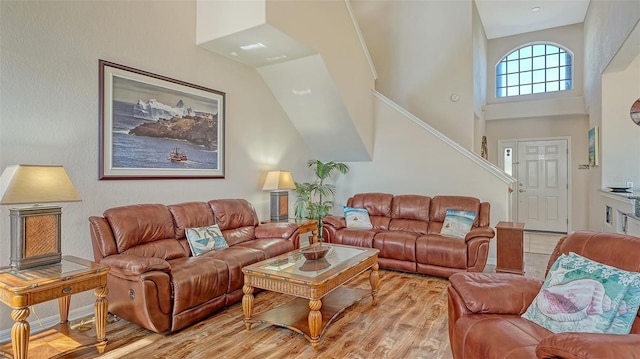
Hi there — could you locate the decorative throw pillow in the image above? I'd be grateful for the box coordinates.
[522,252,640,334]
[440,209,476,238]
[344,206,373,229]
[185,224,228,256]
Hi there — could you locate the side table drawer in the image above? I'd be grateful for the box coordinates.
[30,276,107,304]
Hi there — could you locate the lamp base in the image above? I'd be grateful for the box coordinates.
[270,190,289,222]
[10,206,63,270]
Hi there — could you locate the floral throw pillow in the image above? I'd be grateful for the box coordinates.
[440,209,476,238]
[344,206,373,229]
[522,252,640,334]
[185,224,229,256]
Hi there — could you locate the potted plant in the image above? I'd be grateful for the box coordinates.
[294,159,350,239]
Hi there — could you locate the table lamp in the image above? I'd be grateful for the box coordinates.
[262,170,295,222]
[0,165,81,269]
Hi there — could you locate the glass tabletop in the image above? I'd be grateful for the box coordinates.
[246,244,371,279]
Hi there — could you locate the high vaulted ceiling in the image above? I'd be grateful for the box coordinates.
[475,0,591,39]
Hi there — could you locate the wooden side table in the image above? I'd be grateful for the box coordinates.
[0,255,109,359]
[495,221,525,275]
[262,219,319,247]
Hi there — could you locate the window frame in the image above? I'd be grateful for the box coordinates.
[495,42,574,98]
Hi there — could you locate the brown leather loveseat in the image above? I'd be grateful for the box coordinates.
[322,193,494,278]
[448,231,640,359]
[89,199,300,333]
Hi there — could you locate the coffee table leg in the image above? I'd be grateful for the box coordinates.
[242,284,254,330]
[11,307,30,359]
[308,299,322,351]
[369,263,380,305]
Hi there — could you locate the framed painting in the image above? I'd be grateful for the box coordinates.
[99,60,225,179]
[588,126,599,167]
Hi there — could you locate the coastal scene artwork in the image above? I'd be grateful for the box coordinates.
[99,60,225,179]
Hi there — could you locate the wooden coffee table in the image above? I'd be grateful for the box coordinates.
[242,243,379,350]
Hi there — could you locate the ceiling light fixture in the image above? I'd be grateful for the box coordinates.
[531,6,540,12]
[240,42,266,51]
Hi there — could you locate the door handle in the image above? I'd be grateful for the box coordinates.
[519,189,526,193]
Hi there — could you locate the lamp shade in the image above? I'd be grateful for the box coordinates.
[262,170,295,191]
[0,164,81,205]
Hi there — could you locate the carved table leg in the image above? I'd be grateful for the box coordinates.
[369,263,380,305]
[11,307,30,359]
[242,284,254,331]
[94,286,109,354]
[58,295,71,323]
[308,299,323,351]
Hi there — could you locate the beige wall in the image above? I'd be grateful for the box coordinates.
[584,1,640,230]
[486,116,589,231]
[0,0,312,330]
[350,0,476,150]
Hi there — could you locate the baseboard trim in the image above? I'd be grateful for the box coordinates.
[0,304,95,344]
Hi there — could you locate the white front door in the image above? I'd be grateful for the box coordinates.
[498,138,569,233]
[516,139,569,233]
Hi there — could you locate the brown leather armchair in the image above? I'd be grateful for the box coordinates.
[447,231,640,359]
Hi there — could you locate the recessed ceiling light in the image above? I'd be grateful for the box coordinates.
[266,55,288,61]
[531,6,540,12]
[240,42,266,51]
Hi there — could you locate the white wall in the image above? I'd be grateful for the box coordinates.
[0,1,313,332]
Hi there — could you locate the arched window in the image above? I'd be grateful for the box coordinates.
[496,43,572,98]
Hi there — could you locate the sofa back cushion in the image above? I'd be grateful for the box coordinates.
[546,231,640,334]
[103,204,187,260]
[347,193,393,230]
[428,196,481,234]
[208,199,258,246]
[168,202,216,255]
[389,195,431,234]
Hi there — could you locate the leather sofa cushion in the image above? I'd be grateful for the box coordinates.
[209,199,259,246]
[332,229,376,248]
[104,204,177,254]
[122,238,187,260]
[428,196,480,233]
[416,234,467,269]
[455,315,551,359]
[204,247,265,294]
[347,193,393,230]
[168,256,229,315]
[373,231,417,261]
[391,195,430,221]
[236,238,294,258]
[168,202,215,240]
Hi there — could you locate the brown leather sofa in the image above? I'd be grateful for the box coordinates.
[89,199,300,333]
[322,193,494,278]
[448,231,640,359]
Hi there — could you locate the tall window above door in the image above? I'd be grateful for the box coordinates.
[496,43,573,98]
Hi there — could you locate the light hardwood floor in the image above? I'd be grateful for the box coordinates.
[2,246,555,359]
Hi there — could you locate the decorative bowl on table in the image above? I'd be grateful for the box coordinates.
[300,245,331,260]
[299,258,331,271]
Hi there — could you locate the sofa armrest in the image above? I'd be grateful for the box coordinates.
[323,215,346,230]
[101,255,171,279]
[536,333,640,359]
[255,222,299,240]
[464,226,495,242]
[449,272,542,314]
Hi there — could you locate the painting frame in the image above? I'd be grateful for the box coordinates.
[588,126,599,167]
[99,60,225,180]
